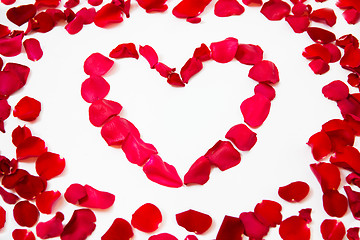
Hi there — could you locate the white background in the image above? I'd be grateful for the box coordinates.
[0,0,360,239]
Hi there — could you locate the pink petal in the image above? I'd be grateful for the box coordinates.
[13,96,41,122]
[216,215,244,240]
[240,94,271,128]
[122,133,158,166]
[330,146,360,174]
[102,218,134,240]
[155,63,175,78]
[167,73,185,87]
[254,200,282,227]
[279,216,310,240]
[180,57,203,83]
[109,43,139,59]
[89,99,122,127]
[302,44,331,63]
[176,209,212,234]
[23,38,43,61]
[285,15,310,34]
[193,44,211,61]
[15,174,47,200]
[81,76,110,103]
[310,162,340,192]
[307,27,336,44]
[205,140,241,171]
[16,136,47,160]
[310,8,337,27]
[344,186,360,220]
[36,152,65,180]
[309,59,330,75]
[210,37,238,63]
[343,8,360,24]
[261,0,291,21]
[239,212,269,239]
[36,190,61,214]
[172,0,212,18]
[101,116,140,146]
[0,33,23,57]
[149,233,178,240]
[139,45,159,69]
[84,53,114,76]
[320,219,345,240]
[76,8,96,25]
[278,181,310,202]
[307,131,332,160]
[254,83,276,100]
[136,0,168,12]
[322,80,349,101]
[324,44,341,63]
[94,3,123,28]
[13,201,39,227]
[0,186,19,204]
[183,156,211,185]
[323,190,348,218]
[143,155,183,188]
[36,212,64,239]
[61,209,96,240]
[12,229,36,240]
[248,60,279,84]
[6,4,36,27]
[347,227,360,240]
[235,44,263,65]
[225,124,257,151]
[131,203,162,233]
[214,0,245,17]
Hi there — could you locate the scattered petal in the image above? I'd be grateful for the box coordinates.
[242,0,262,6]
[278,181,310,202]
[36,152,65,180]
[343,8,360,24]
[84,53,114,76]
[12,229,36,240]
[155,63,175,78]
[102,218,133,240]
[285,15,310,33]
[323,190,348,218]
[307,27,336,44]
[336,34,359,49]
[0,186,19,204]
[3,63,30,89]
[122,134,158,166]
[0,33,23,57]
[210,37,238,63]
[309,59,330,75]
[29,12,55,33]
[310,163,340,192]
[89,99,122,127]
[101,116,140,146]
[320,219,345,240]
[16,136,47,160]
[193,44,211,61]
[136,0,168,12]
[0,155,17,176]
[36,212,64,239]
[330,146,360,174]
[298,208,312,223]
[248,60,279,84]
[65,16,84,35]
[149,233,178,240]
[310,8,337,27]
[214,0,245,17]
[23,38,43,61]
[322,80,349,101]
[0,99,11,121]
[239,211,269,239]
[131,203,162,233]
[0,206,4,229]
[36,190,61,214]
[235,44,263,65]
[180,57,203,84]
[303,44,331,63]
[15,174,47,200]
[176,209,212,234]
[12,126,31,147]
[254,200,282,227]
[347,227,360,240]
[167,73,185,87]
[347,172,360,188]
[2,169,29,189]
[261,0,291,21]
[6,4,36,27]
[344,186,360,220]
[13,201,39,227]
[307,131,332,160]
[324,44,341,63]
[279,216,310,240]
[139,45,159,69]
[183,156,211,185]
[254,83,276,100]
[205,140,241,171]
[225,124,257,151]
[110,43,139,59]
[215,215,244,240]
[340,45,360,69]
[172,0,212,18]
[240,94,271,128]
[186,17,201,23]
[61,209,96,240]
[94,3,123,28]
[13,96,41,122]
[81,76,110,103]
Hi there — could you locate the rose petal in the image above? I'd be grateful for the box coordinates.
[3,63,30,89]
[336,0,360,11]
[0,71,22,99]
[210,37,238,63]
[278,181,310,202]
[23,38,43,61]
[12,126,32,147]
[320,219,345,240]
[235,44,263,65]
[310,8,337,27]
[330,146,360,174]
[184,236,198,240]
[205,140,241,171]
[94,3,123,28]
[13,96,41,122]
[28,12,55,33]
[344,186,360,220]
[323,190,348,218]
[76,8,96,25]
[0,33,23,57]
[84,53,114,76]
[254,200,282,227]
[307,131,332,160]
[254,83,276,100]
[81,76,110,103]
[167,73,185,87]
[285,15,310,33]
[214,0,245,17]
[239,211,269,239]
[101,116,140,146]
[183,156,211,185]
[172,0,212,18]
[242,0,262,5]
[310,163,341,192]
[65,16,84,35]
[2,169,29,189]
[61,209,96,240]
[225,124,257,151]
[0,206,4,230]
[298,208,312,223]
[13,201,39,227]
[248,60,279,84]
[180,57,203,84]
[64,0,79,8]
[324,44,341,63]
[215,215,244,240]
[347,172,360,188]
[336,34,359,49]
[322,119,355,151]
[36,212,64,239]
[340,45,360,69]
[0,24,10,39]
[176,209,212,234]
[193,44,211,61]
[81,184,115,209]
[16,136,47,160]
[347,227,360,240]
[64,183,87,205]
[186,17,202,23]
[302,44,331,63]
[343,8,360,24]
[35,0,60,8]
[0,156,17,176]
[348,73,360,87]
[322,80,349,101]
[102,218,134,240]
[149,233,178,240]
[279,216,310,240]
[155,63,175,78]
[6,4,36,27]
[89,0,102,6]
[136,0,168,12]
[0,99,11,121]
[110,43,139,59]
[36,190,61,214]
[122,133,158,166]
[89,99,122,127]
[261,0,291,21]
[131,203,162,233]
[36,152,65,180]
[12,229,36,240]
[45,9,66,23]
[307,27,336,44]
[0,186,19,204]
[143,155,183,188]
[139,45,159,69]
[337,95,360,121]
[15,174,47,200]
[309,59,330,75]
[240,94,271,128]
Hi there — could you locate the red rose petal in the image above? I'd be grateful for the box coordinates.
[254,200,282,227]
[309,59,330,75]
[102,218,134,240]
[337,95,360,121]
[12,229,36,240]
[324,44,341,63]
[285,15,310,33]
[176,209,212,234]
[337,34,359,49]
[215,215,244,240]
[303,44,331,63]
[81,76,110,103]
[35,0,60,8]
[183,156,211,185]
[330,146,360,174]
[193,44,211,61]
[307,27,336,44]
[36,212,64,239]
[28,12,55,33]
[347,172,360,188]
[225,124,257,151]
[94,3,123,28]
[254,83,276,100]
[241,94,271,128]
[16,136,47,160]
[180,57,203,84]
[131,203,162,233]
[2,169,29,189]
[122,134,158,166]
[64,183,87,205]
[36,190,61,214]
[172,0,212,18]
[64,0,79,8]
[279,216,310,240]
[0,156,17,176]
[45,9,66,23]
[320,219,345,240]
[322,80,349,101]
[235,44,263,65]
[76,8,96,25]
[0,24,10,39]
[239,212,269,239]
[143,155,183,188]
[0,71,22,99]
[6,4,36,27]
[36,152,65,180]
[167,73,185,87]
[278,181,310,202]
[347,227,360,240]
[0,99,11,121]
[139,45,159,69]
[242,0,262,5]
[155,63,175,78]
[186,17,201,24]
[344,186,360,220]
[310,8,337,27]
[15,174,47,200]
[0,206,5,229]
[210,37,238,63]
[149,233,178,240]
[310,163,340,192]
[89,0,102,6]
[0,33,23,57]
[323,190,348,218]
[110,43,139,59]
[23,38,43,61]
[65,16,84,35]
[185,236,198,240]
[3,63,30,89]
[336,0,360,11]
[340,45,360,69]
[101,116,140,146]
[248,60,279,84]
[343,8,360,24]
[214,0,245,17]
[205,140,241,171]
[261,0,291,21]
[13,201,39,227]
[89,99,122,127]
[61,209,96,240]
[307,131,332,160]
[84,53,114,76]
[81,184,115,209]
[12,126,32,147]
[13,96,41,122]
[348,73,360,87]
[136,0,168,12]
[0,186,19,204]
[298,208,312,223]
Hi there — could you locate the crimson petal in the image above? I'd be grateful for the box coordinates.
[2,169,29,189]
[310,8,337,27]
[343,8,360,24]
[248,60,279,84]
[23,38,43,61]
[167,73,185,87]
[122,134,158,166]
[320,219,345,240]
[3,63,30,89]
[0,206,5,229]
[0,156,17,176]
[307,131,332,161]
[261,0,291,21]
[172,0,212,18]
[285,15,310,33]
[0,71,22,99]
[28,12,55,33]
[303,44,331,63]
[81,76,110,103]
[307,27,336,44]
[278,181,310,202]
[322,80,349,101]
[279,216,310,240]
[89,99,122,127]
[110,43,139,59]
[344,186,360,220]
[101,116,140,146]
[215,215,244,240]
[36,212,64,239]
[310,163,340,192]
[149,233,178,240]
[94,3,123,28]
[214,0,245,17]
[16,136,47,160]
[180,57,203,84]
[131,203,162,233]
[340,45,360,69]
[0,186,19,204]
[13,96,41,122]
[330,146,360,174]
[84,53,114,76]
[0,99,11,121]
[347,227,360,240]
[136,0,168,12]
[139,45,159,69]
[12,229,36,240]
[155,63,175,78]
[239,212,269,239]
[336,34,359,49]
[347,172,360,188]
[254,83,276,100]
[324,44,341,63]
[102,218,133,240]
[61,209,96,240]
[193,44,211,61]
[210,37,238,63]
[36,152,65,180]
[6,4,36,27]
[0,33,23,57]
[15,174,47,200]
[13,201,39,227]
[235,44,263,65]
[323,190,348,218]
[254,200,282,227]
[241,94,271,128]
[309,59,330,75]
[184,156,211,185]
[36,190,61,214]
[64,184,87,205]
[12,126,32,147]
[225,124,257,151]
[176,209,212,234]
[65,16,84,35]
[205,140,241,171]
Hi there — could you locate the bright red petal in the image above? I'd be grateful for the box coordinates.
[310,162,340,192]
[279,216,310,240]
[12,229,36,240]
[84,52,114,76]
[205,140,241,171]
[347,227,360,240]
[210,37,238,63]
[235,44,263,65]
[36,212,64,239]
[131,203,162,233]
[122,133,158,166]
[136,0,168,12]
[320,219,345,240]
[36,190,61,214]
[184,156,211,185]
[13,96,41,122]
[139,45,159,69]
[36,152,65,180]
[89,99,122,127]
[176,209,212,234]
[323,190,348,218]
[15,174,47,200]
[254,83,276,100]
[23,38,43,61]
[310,8,337,27]
[261,0,291,21]
[278,181,310,202]
[149,233,178,240]
[254,200,282,227]
[102,219,133,240]
[309,59,330,75]
[81,76,110,103]
[240,211,269,239]
[225,124,257,151]
[248,60,279,84]
[330,146,360,174]
[101,116,140,146]
[12,125,32,147]
[109,43,139,59]
[322,81,349,101]
[0,33,23,57]
[344,186,360,220]
[307,27,336,44]
[240,94,271,128]
[16,136,47,160]
[0,186,19,204]
[13,201,39,227]
[6,4,36,27]
[303,44,331,63]
[172,0,212,18]
[214,0,245,17]
[285,15,310,33]
[94,3,123,28]
[0,206,5,229]
[61,209,96,240]
[180,57,203,84]
[307,131,332,161]
[193,44,211,61]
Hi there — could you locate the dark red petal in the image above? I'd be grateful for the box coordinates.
[23,38,43,61]
[61,209,96,240]
[29,12,55,33]
[180,57,203,84]
[122,134,158,166]
[143,155,183,188]
[89,99,122,127]
[64,184,87,205]
[36,190,61,214]
[225,124,257,151]
[13,96,41,122]
[0,99,11,121]
[205,140,241,171]
[324,44,341,63]
[6,4,36,27]
[0,206,5,229]
[13,201,39,227]
[136,0,168,12]
[102,218,133,240]
[167,73,185,87]
[344,186,360,220]
[347,227,360,240]
[279,216,310,240]
[210,37,238,63]
[347,172,360,188]
[302,44,331,63]
[261,0,291,21]
[131,203,162,233]
[285,15,310,33]
[101,116,140,146]
[242,0,262,5]
[323,190,348,218]
[340,45,360,69]
[240,212,269,239]
[278,181,310,202]
[81,76,110,103]
[64,8,76,22]
[12,126,32,147]
[89,0,103,6]
[94,3,123,28]
[109,43,139,59]
[307,131,332,160]
[16,136,47,160]
[184,236,198,240]
[84,53,114,76]
[35,0,60,8]
[155,63,175,78]
[214,0,245,17]
[343,8,360,24]
[235,44,263,65]
[254,83,276,100]
[65,16,84,35]
[322,119,354,150]
[322,80,349,101]
[307,27,336,44]
[36,212,64,239]
[336,34,359,49]
[330,146,360,174]
[139,45,159,69]
[248,60,279,84]
[36,152,65,180]
[309,59,330,75]
[348,73,360,87]
[0,156,17,176]
[0,33,23,57]
[215,215,244,240]
[240,94,271,128]
[0,186,19,204]
[298,208,312,223]
[2,169,29,189]
[310,162,340,192]
[15,174,47,200]
[0,24,10,39]
[45,9,66,23]
[176,209,212,234]
[12,229,36,240]
[193,44,211,61]
[184,156,211,185]
[310,8,336,27]
[186,17,201,23]
[3,63,30,89]
[149,233,178,240]
[320,219,345,240]
[64,0,79,8]
[254,200,282,227]
[172,0,212,18]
